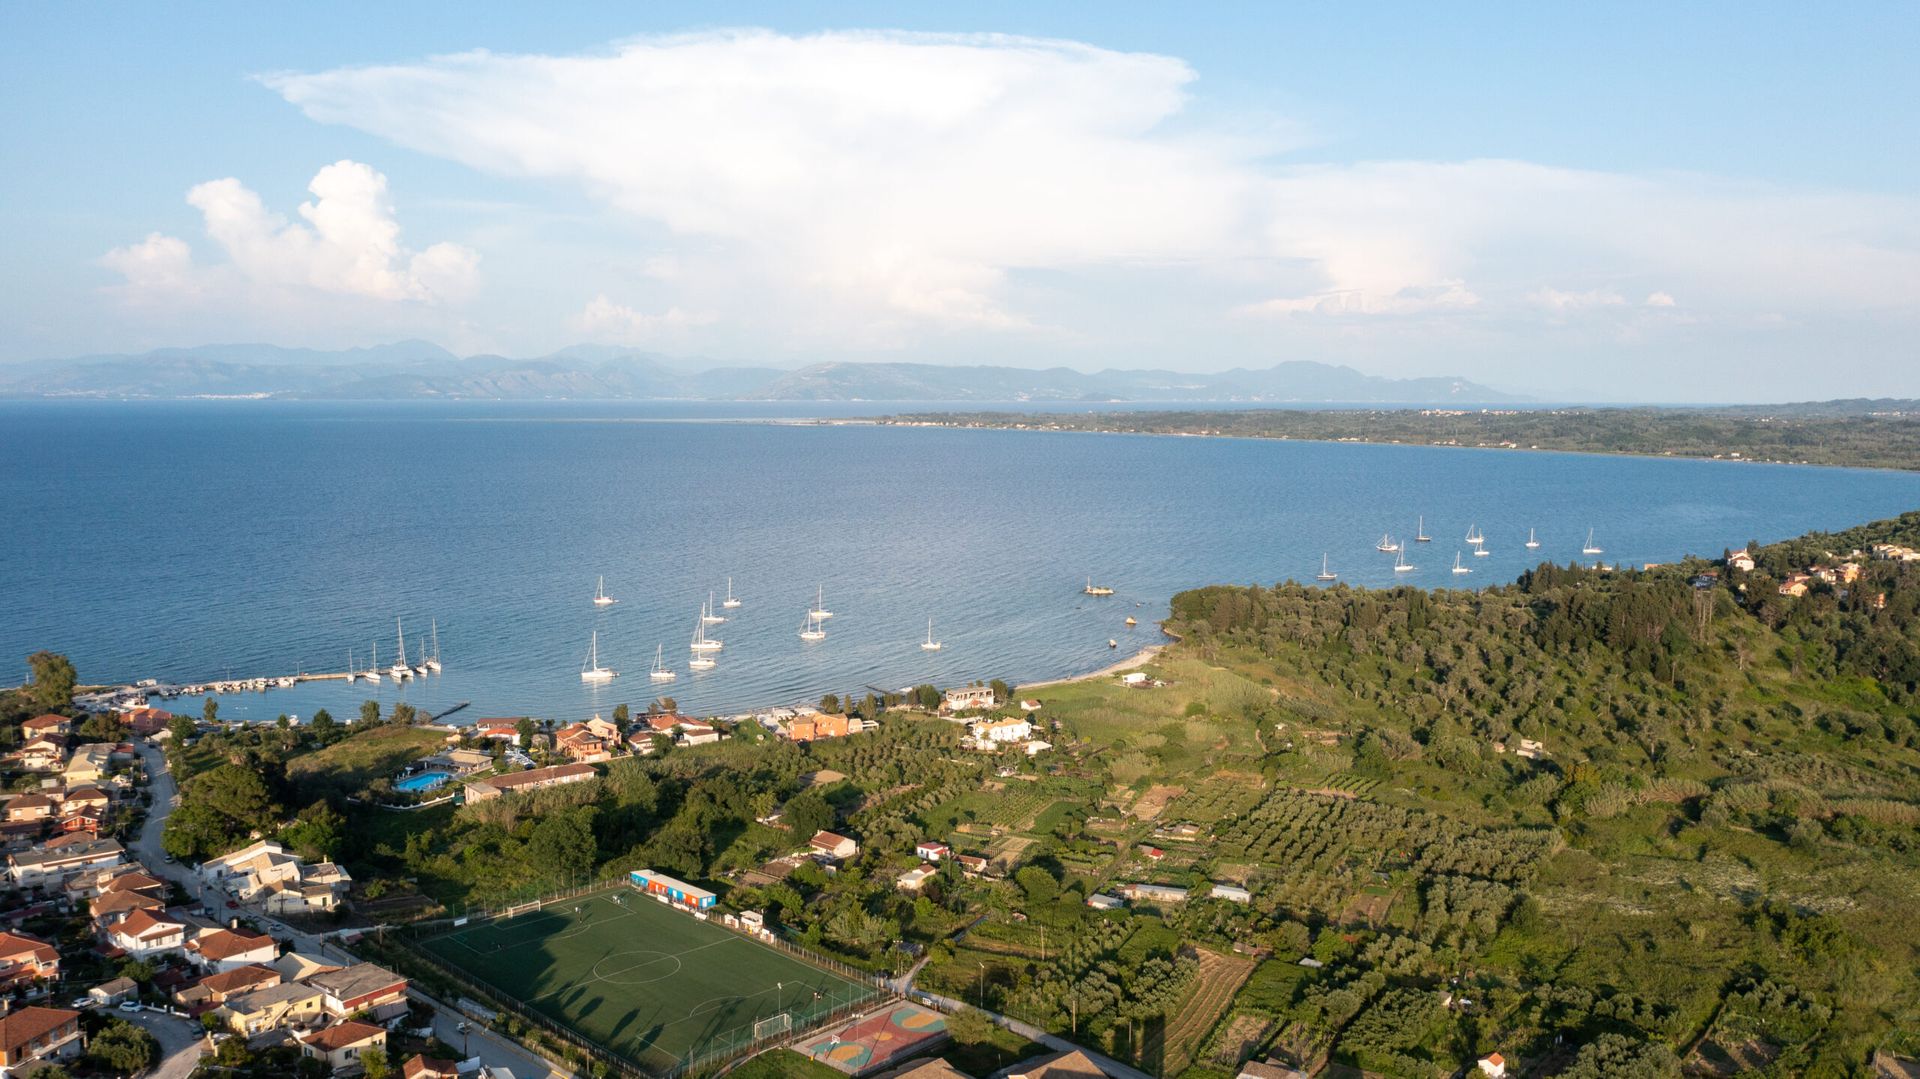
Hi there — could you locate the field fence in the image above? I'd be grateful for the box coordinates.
[394,877,896,1078]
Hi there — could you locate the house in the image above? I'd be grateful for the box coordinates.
[8,837,123,885]
[1779,574,1812,597]
[176,964,280,1012]
[108,908,188,958]
[941,686,998,712]
[896,864,938,892]
[1005,1048,1115,1078]
[1121,882,1188,904]
[629,870,718,911]
[1140,845,1165,861]
[92,889,165,927]
[875,1061,974,1079]
[1120,672,1149,687]
[20,716,70,739]
[1025,740,1053,756]
[271,952,340,983]
[0,933,58,990]
[1477,1052,1507,1078]
[1210,883,1253,904]
[10,739,66,773]
[677,720,721,746]
[402,1055,463,1079]
[188,927,278,971]
[1018,699,1042,712]
[88,976,138,1007]
[120,707,175,737]
[220,981,326,1035]
[0,1007,83,1076]
[809,831,859,861]
[1085,893,1125,911]
[298,1021,387,1072]
[553,723,612,763]
[463,762,596,803]
[1727,550,1756,571]
[62,743,116,785]
[970,717,1032,749]
[307,961,409,1020]
[784,713,852,742]
[915,841,950,862]
[3,795,57,824]
[472,722,524,746]
[954,854,990,877]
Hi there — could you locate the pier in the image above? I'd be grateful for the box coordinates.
[73,667,428,713]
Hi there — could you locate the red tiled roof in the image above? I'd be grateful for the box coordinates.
[199,964,279,996]
[302,1021,385,1051]
[113,908,182,941]
[0,1007,78,1054]
[190,928,274,961]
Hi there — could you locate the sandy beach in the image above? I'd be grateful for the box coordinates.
[1021,639,1172,691]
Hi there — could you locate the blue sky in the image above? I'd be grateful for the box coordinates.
[3,3,1916,401]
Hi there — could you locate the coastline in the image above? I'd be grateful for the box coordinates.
[1020,637,1173,691]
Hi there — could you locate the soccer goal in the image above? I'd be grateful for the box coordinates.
[752,1012,792,1041]
[502,900,543,919]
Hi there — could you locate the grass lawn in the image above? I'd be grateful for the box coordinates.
[414,886,878,1074]
[289,725,445,795]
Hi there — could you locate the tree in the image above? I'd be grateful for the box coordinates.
[117,958,156,984]
[784,791,835,839]
[23,651,76,712]
[87,1020,158,1074]
[517,717,537,747]
[915,685,941,710]
[528,809,598,881]
[311,709,337,742]
[359,699,381,726]
[281,799,347,860]
[1016,866,1059,904]
[391,701,418,726]
[168,714,197,745]
[202,696,219,725]
[820,694,841,715]
[945,1006,993,1045]
[612,703,630,734]
[79,712,121,741]
[360,1046,391,1079]
[1559,1034,1679,1079]
[990,679,1011,703]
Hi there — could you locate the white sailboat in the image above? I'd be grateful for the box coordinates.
[1316,554,1338,582]
[1582,528,1604,555]
[426,619,442,672]
[1394,547,1415,572]
[650,644,676,682]
[364,642,382,683]
[691,605,723,652]
[1465,523,1484,545]
[799,611,826,641]
[1083,577,1115,596]
[1376,533,1400,553]
[580,630,616,682]
[412,639,430,676]
[390,620,412,679]
[722,578,742,609]
[593,576,616,607]
[1474,544,1491,556]
[1525,527,1540,549]
[346,649,358,684]
[703,592,727,624]
[1452,551,1472,575]
[688,652,716,671]
[1415,516,1432,543]
[809,585,834,619]
[921,618,943,652]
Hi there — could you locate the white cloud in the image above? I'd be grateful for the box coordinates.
[105,160,478,307]
[1241,280,1480,317]
[1645,291,1678,307]
[1530,287,1627,312]
[572,294,715,342]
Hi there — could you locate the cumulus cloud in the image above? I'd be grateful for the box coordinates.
[1645,291,1678,307]
[104,160,478,307]
[1530,287,1628,312]
[572,294,715,342]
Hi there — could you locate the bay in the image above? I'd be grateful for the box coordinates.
[4,400,1917,722]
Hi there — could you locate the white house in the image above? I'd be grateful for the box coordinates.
[187,928,278,972]
[896,864,938,892]
[942,686,998,712]
[1477,1052,1507,1078]
[970,717,1032,750]
[108,909,186,959]
[914,841,950,862]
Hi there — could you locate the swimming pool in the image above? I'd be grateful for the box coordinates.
[394,771,452,793]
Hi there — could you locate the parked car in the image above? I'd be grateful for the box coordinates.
[119,1001,143,1013]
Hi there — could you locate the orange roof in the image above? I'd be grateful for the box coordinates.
[103,872,165,894]
[402,1054,461,1079]
[190,928,274,961]
[0,932,56,964]
[114,908,182,941]
[0,1007,78,1054]
[302,1021,385,1051]
[199,964,279,996]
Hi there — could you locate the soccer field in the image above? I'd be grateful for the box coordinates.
[416,887,877,1074]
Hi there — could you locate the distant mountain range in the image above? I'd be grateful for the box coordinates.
[0,342,1524,404]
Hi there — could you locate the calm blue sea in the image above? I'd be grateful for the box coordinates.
[4,400,1918,722]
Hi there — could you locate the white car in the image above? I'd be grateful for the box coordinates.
[119,1001,143,1013]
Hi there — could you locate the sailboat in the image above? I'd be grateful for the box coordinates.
[426,619,442,672]
[412,639,430,676]
[1083,577,1115,596]
[1465,523,1484,545]
[722,578,742,609]
[1525,527,1540,549]
[688,652,716,671]
[389,620,412,679]
[1376,533,1400,553]
[580,630,616,682]
[809,585,835,619]
[1316,554,1338,582]
[593,576,616,607]
[1474,544,1491,556]
[1582,528,1604,555]
[703,592,727,624]
[1453,551,1472,575]
[691,604,724,651]
[1394,547,1415,573]
[1415,516,1432,543]
[921,618,943,652]
[346,649,358,684]
[799,611,827,641]
[649,644,676,682]
[364,642,382,683]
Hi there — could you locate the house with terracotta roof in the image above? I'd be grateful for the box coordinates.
[62,743,117,785]
[9,738,66,774]
[0,1006,82,1075]
[175,963,281,1013]
[970,716,1033,750]
[463,762,596,803]
[61,786,109,813]
[915,841,951,862]
[187,927,278,972]
[471,722,525,746]
[1477,1052,1507,1077]
[91,889,166,928]
[3,794,57,824]
[554,722,613,763]
[809,830,859,860]
[107,908,187,959]
[1005,1048,1115,1078]
[0,932,58,991]
[307,961,409,1020]
[298,1020,387,1072]
[402,1055,462,1079]
[58,807,104,836]
[20,716,71,738]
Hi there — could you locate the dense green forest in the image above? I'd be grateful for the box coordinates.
[888,402,1920,471]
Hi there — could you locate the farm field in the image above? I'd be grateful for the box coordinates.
[414,886,878,1074]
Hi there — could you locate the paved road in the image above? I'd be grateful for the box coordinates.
[121,1009,203,1079]
[131,741,573,1079]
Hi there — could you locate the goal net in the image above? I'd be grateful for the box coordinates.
[502,900,542,919]
[753,1013,792,1040]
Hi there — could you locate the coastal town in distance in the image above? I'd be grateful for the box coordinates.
[7,5,1920,1079]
